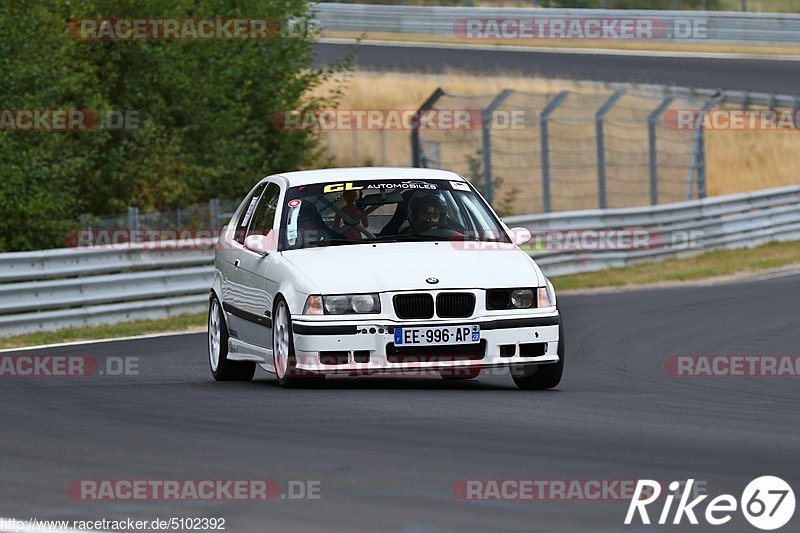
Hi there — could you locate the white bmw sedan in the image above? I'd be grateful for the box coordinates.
[208,168,563,389]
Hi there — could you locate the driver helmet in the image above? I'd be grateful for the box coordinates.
[407,191,447,225]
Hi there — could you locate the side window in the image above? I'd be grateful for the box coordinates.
[246,183,281,239]
[234,183,266,245]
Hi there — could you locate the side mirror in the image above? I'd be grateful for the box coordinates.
[508,227,532,246]
[244,234,271,256]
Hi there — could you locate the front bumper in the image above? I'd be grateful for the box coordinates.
[291,313,560,374]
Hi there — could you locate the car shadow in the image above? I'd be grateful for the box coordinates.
[252,374,527,391]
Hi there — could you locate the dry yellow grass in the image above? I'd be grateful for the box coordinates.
[311,70,800,213]
[706,129,800,196]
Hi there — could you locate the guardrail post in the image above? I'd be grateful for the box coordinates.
[595,90,625,209]
[481,89,514,207]
[687,92,726,200]
[648,95,675,206]
[411,88,445,167]
[128,206,140,233]
[540,90,569,213]
[209,198,220,230]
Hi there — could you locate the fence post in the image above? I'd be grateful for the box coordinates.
[539,90,569,213]
[411,87,445,167]
[648,95,675,206]
[380,127,387,166]
[128,206,140,233]
[687,92,726,200]
[595,90,625,209]
[351,129,358,166]
[209,198,220,230]
[481,89,514,207]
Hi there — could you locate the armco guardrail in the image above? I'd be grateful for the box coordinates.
[312,3,800,45]
[1,185,799,336]
[0,242,214,337]
[512,184,800,277]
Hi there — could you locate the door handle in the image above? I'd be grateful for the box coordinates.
[234,259,240,269]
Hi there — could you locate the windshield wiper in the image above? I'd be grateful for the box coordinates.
[366,234,444,243]
[295,238,356,249]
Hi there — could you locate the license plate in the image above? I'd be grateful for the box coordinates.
[394,325,480,346]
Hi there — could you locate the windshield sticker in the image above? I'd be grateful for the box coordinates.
[287,199,301,207]
[365,181,438,190]
[323,182,364,194]
[285,204,300,245]
[450,181,470,191]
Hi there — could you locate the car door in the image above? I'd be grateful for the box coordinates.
[234,181,282,348]
[218,181,267,343]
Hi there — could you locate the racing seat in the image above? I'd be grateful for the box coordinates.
[379,191,414,236]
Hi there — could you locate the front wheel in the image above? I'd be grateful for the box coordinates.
[208,296,255,381]
[272,298,325,388]
[512,320,564,390]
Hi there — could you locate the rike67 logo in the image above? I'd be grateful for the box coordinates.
[626,477,795,530]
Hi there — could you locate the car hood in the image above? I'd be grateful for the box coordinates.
[281,241,544,294]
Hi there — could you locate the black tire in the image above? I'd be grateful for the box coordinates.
[272,298,325,388]
[512,320,564,390]
[208,296,256,381]
[439,367,481,380]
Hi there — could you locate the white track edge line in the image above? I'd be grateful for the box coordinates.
[0,329,204,353]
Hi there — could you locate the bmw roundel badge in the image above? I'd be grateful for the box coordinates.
[426,277,439,284]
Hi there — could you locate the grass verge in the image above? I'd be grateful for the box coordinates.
[552,240,800,291]
[0,312,207,350]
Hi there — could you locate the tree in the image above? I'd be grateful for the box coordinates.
[0,0,349,251]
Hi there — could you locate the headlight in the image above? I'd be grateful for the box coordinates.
[510,289,534,309]
[486,287,553,309]
[351,294,380,313]
[324,295,350,314]
[304,294,381,315]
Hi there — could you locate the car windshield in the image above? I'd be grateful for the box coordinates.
[279,178,511,250]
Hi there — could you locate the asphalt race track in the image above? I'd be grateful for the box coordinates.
[314,41,800,94]
[2,273,799,531]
